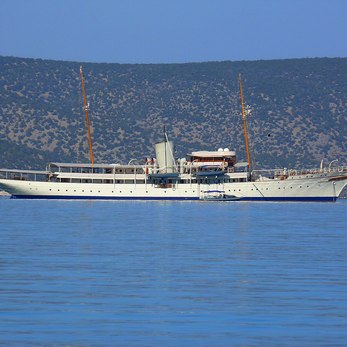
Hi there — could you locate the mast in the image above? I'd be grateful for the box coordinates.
[80,66,95,166]
[238,73,252,171]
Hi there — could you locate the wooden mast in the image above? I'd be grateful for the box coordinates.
[238,73,251,171]
[80,66,95,166]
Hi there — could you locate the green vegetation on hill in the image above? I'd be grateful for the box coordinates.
[0,56,346,170]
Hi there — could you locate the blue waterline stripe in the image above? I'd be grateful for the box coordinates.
[10,195,336,202]
[11,195,200,201]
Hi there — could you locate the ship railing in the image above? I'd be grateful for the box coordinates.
[288,165,347,176]
[252,165,347,179]
[0,168,50,181]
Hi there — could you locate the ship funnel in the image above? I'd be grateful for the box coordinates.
[155,140,175,173]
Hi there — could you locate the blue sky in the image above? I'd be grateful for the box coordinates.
[1,0,346,63]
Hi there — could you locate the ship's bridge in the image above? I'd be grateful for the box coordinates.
[187,148,236,168]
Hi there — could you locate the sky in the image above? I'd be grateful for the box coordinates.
[1,0,347,64]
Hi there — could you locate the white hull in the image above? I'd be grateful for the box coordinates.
[1,174,346,201]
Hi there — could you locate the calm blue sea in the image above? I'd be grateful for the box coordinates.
[0,197,346,346]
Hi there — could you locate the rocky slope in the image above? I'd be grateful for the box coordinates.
[0,56,346,171]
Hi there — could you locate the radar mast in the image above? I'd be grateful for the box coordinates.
[238,73,252,172]
[80,66,95,166]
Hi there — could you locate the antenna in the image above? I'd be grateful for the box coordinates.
[163,125,167,172]
[238,73,252,172]
[80,66,95,166]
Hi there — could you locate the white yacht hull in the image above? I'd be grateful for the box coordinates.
[1,175,345,201]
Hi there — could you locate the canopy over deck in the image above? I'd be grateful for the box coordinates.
[187,150,236,158]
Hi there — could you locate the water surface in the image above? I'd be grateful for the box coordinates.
[1,198,346,346]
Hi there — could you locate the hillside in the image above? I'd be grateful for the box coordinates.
[0,56,346,170]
